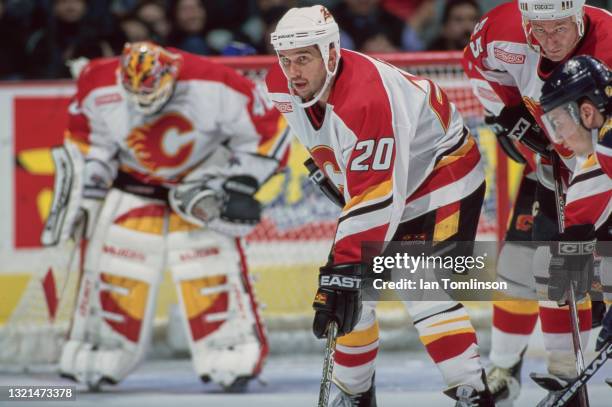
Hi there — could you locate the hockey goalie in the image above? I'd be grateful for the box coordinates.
[40,41,290,391]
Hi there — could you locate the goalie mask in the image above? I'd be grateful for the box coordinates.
[120,42,182,115]
[518,0,585,56]
[270,5,340,108]
[541,56,612,152]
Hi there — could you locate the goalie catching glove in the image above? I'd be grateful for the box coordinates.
[486,104,551,162]
[548,224,596,302]
[312,263,364,338]
[169,175,262,237]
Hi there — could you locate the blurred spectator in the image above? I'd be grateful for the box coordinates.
[255,5,290,54]
[428,0,479,51]
[111,0,140,17]
[119,14,154,42]
[332,0,423,53]
[167,0,209,54]
[0,0,27,79]
[24,0,114,79]
[134,0,170,43]
[381,0,425,20]
[203,0,249,33]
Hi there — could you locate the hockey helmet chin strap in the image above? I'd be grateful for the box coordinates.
[285,46,338,109]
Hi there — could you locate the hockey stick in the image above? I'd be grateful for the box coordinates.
[538,341,612,407]
[317,320,339,407]
[550,152,589,407]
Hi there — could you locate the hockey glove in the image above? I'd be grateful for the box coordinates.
[488,104,551,160]
[209,175,262,236]
[170,175,261,236]
[548,224,596,302]
[312,263,364,339]
[304,158,345,208]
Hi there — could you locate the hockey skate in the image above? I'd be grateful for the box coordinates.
[530,372,579,407]
[444,385,495,407]
[330,380,377,407]
[486,356,523,406]
[606,378,611,388]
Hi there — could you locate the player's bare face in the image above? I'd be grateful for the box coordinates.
[530,17,579,61]
[278,47,326,101]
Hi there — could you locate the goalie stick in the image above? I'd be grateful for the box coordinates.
[534,341,612,407]
[317,321,338,407]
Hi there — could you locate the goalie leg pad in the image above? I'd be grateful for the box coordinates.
[60,189,165,386]
[168,227,268,387]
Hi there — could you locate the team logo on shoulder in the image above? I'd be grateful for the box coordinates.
[273,100,293,113]
[494,48,525,65]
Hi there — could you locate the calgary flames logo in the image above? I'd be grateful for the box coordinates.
[126,112,195,171]
[309,145,344,192]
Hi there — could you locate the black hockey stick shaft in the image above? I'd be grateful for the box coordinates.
[549,342,612,407]
[550,152,589,407]
[318,321,339,407]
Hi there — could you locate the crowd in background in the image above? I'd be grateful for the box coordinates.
[0,0,609,80]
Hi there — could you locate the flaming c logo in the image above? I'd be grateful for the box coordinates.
[309,145,344,192]
[126,112,195,171]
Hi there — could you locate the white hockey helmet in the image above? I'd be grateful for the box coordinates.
[518,0,586,50]
[270,5,341,107]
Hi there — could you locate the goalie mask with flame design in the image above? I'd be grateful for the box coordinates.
[120,42,182,115]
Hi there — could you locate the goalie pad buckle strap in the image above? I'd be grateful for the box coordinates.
[41,143,84,246]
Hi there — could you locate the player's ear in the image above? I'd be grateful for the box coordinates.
[579,101,596,128]
[328,45,338,72]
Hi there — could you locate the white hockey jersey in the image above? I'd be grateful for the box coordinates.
[462,2,612,231]
[463,3,612,160]
[266,49,485,264]
[66,50,289,195]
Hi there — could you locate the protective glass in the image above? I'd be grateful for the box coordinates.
[541,101,582,143]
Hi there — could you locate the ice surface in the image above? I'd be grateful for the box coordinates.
[1,350,610,407]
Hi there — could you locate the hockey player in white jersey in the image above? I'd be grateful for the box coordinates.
[267,5,493,406]
[41,42,290,391]
[463,0,612,404]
